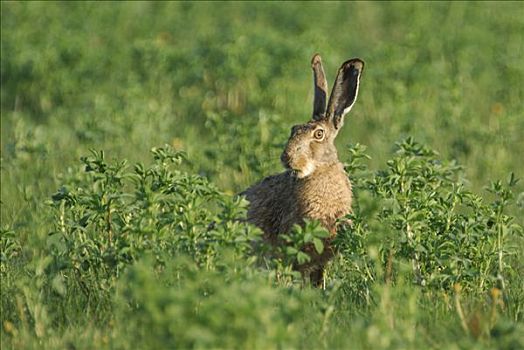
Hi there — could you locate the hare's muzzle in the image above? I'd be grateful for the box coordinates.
[281,147,314,178]
[280,148,301,170]
[280,150,291,168]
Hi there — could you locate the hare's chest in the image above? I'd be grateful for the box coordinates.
[295,173,352,230]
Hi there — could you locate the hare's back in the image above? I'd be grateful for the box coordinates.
[243,171,297,238]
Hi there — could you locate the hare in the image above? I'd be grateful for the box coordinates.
[243,54,365,286]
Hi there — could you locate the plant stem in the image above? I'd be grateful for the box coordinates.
[106,198,112,248]
[407,222,423,285]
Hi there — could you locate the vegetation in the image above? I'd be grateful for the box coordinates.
[1,2,523,349]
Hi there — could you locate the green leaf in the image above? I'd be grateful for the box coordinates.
[303,232,313,243]
[312,238,324,254]
[286,247,298,255]
[313,229,330,239]
[51,274,66,296]
[296,252,311,265]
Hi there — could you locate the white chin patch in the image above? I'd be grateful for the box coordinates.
[297,162,315,178]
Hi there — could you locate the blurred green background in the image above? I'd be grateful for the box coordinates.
[2,2,523,196]
[1,2,524,349]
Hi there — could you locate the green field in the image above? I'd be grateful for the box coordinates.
[1,2,523,349]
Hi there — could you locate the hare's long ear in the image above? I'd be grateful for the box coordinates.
[326,58,364,130]
[311,54,328,121]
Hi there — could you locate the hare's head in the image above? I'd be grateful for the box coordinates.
[281,54,364,178]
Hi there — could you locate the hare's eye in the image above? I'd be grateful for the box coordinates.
[313,129,324,140]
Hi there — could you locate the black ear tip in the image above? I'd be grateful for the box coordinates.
[342,58,365,72]
[352,58,365,71]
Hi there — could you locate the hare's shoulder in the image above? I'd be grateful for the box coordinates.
[242,171,294,200]
[242,171,297,236]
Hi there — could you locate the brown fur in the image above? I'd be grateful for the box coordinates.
[242,54,364,286]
